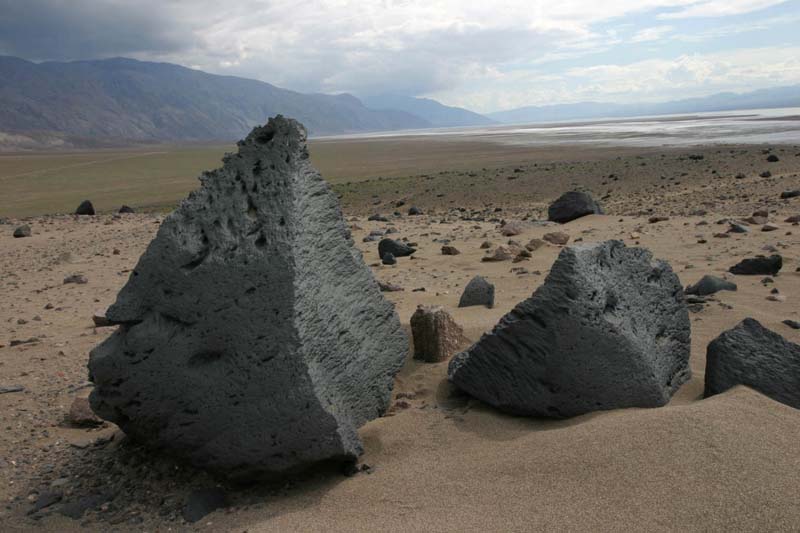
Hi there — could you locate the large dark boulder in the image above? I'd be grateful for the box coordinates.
[705,318,800,409]
[729,255,782,275]
[685,275,737,296]
[378,238,415,258]
[75,200,95,215]
[449,240,690,418]
[88,116,407,479]
[547,191,603,223]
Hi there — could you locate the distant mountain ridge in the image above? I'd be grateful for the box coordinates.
[488,86,800,124]
[360,93,494,128]
[0,56,431,148]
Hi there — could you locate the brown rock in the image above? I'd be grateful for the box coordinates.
[513,249,532,263]
[410,305,469,363]
[441,245,461,255]
[500,220,524,237]
[480,241,493,249]
[543,232,570,245]
[762,223,779,232]
[525,238,546,252]
[63,274,88,285]
[482,246,513,262]
[67,396,104,427]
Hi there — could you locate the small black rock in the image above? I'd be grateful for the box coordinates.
[378,238,416,258]
[729,255,782,276]
[75,200,95,216]
[118,205,135,214]
[13,224,31,238]
[382,253,397,265]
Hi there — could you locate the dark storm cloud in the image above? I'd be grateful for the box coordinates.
[0,0,197,61]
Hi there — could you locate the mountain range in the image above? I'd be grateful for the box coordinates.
[487,86,800,124]
[0,56,490,150]
[0,54,798,151]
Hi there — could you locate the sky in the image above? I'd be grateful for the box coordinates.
[0,0,799,113]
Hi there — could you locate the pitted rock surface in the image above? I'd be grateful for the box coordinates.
[705,318,800,409]
[449,240,690,418]
[88,116,407,479]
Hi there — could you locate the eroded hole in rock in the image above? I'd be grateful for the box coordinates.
[181,248,210,272]
[246,197,258,220]
[255,234,267,249]
[256,130,275,144]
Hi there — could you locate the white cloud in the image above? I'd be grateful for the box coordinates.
[2,0,795,111]
[631,25,674,42]
[659,0,788,19]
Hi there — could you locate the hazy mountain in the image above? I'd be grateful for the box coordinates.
[488,86,800,124]
[0,56,430,148]
[360,93,494,127]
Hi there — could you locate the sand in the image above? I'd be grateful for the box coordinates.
[1,145,800,531]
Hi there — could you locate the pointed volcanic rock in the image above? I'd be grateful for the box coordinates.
[547,191,604,223]
[705,318,800,409]
[87,116,407,479]
[449,240,690,418]
[458,276,495,309]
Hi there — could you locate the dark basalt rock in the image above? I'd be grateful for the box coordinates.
[685,275,737,296]
[547,191,604,223]
[705,318,800,409]
[13,224,31,238]
[119,205,135,214]
[378,238,415,258]
[381,252,396,265]
[88,116,407,479]
[729,255,782,276]
[75,200,95,215]
[449,240,690,418]
[458,276,495,308]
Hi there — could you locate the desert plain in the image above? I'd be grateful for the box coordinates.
[1,131,800,531]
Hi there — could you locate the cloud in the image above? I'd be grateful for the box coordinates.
[631,25,674,42]
[0,0,795,111]
[659,0,788,19]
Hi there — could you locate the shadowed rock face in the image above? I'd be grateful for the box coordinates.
[705,318,800,409]
[547,191,603,223]
[449,240,690,418]
[88,116,407,479]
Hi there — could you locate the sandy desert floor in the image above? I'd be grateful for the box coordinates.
[1,143,800,531]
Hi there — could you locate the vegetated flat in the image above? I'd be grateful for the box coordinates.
[3,132,799,219]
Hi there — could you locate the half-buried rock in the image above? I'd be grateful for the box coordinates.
[704,318,800,409]
[449,240,690,418]
[88,116,407,479]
